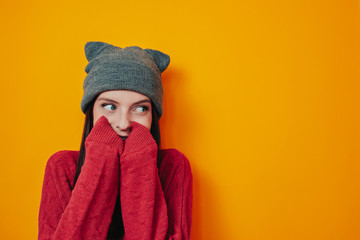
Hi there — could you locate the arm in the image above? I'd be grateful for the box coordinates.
[161,149,193,240]
[119,122,193,240]
[38,116,123,240]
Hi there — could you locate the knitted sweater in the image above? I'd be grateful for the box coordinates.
[38,116,193,240]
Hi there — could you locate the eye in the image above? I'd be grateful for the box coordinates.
[101,103,116,111]
[133,106,149,113]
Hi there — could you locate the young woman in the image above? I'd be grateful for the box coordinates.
[38,41,193,240]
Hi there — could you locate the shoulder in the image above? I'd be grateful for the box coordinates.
[158,149,192,192]
[159,148,191,170]
[46,150,79,169]
[45,150,79,187]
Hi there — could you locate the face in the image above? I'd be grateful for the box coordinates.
[92,90,152,138]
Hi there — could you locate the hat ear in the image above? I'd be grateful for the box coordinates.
[145,49,170,73]
[85,41,113,61]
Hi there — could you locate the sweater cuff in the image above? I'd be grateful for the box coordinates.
[123,121,157,153]
[86,116,123,149]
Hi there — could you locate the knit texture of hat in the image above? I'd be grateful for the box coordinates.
[81,41,170,118]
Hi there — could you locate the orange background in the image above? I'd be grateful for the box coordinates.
[1,0,360,239]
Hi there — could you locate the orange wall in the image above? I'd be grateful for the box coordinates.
[1,0,359,239]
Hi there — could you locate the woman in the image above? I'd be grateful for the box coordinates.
[38,41,193,240]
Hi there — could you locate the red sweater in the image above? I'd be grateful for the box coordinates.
[38,116,193,240]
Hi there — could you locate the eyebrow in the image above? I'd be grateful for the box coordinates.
[97,98,151,105]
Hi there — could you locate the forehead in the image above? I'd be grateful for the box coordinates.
[96,90,150,102]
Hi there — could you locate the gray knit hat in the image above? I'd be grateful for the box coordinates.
[81,41,170,118]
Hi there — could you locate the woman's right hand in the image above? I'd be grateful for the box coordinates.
[86,115,124,156]
[39,115,125,240]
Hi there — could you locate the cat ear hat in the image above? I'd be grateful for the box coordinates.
[80,41,170,118]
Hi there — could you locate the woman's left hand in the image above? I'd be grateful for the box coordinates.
[119,121,168,240]
[121,121,157,158]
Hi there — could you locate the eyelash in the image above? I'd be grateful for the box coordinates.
[101,103,116,111]
[133,106,149,113]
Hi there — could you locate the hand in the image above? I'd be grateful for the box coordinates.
[122,121,157,155]
[86,116,124,153]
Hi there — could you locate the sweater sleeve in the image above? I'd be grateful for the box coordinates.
[119,121,193,240]
[162,150,193,240]
[38,116,123,240]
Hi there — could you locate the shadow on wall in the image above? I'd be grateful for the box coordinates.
[192,173,229,240]
[160,66,191,149]
[161,67,229,239]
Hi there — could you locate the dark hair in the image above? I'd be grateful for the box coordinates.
[73,95,161,187]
